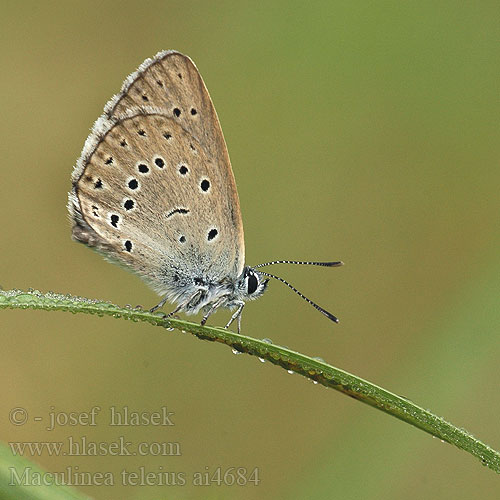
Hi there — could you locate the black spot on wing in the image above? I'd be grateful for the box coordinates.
[166,208,189,218]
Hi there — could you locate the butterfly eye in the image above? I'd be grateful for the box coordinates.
[247,273,258,295]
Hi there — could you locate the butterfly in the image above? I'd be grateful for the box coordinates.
[68,50,342,332]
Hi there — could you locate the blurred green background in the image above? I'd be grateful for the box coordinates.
[1,1,499,498]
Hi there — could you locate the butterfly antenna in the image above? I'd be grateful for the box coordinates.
[254,260,343,268]
[258,271,339,323]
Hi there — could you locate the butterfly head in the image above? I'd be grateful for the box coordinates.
[236,267,269,301]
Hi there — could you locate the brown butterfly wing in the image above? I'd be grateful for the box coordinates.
[69,51,245,294]
[107,51,244,261]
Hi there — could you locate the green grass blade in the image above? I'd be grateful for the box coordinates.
[1,288,499,476]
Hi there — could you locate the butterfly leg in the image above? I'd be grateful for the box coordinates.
[237,309,242,334]
[200,296,227,326]
[165,302,184,318]
[225,301,245,333]
[151,289,204,315]
[150,296,170,313]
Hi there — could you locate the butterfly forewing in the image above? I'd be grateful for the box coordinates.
[106,51,239,207]
[70,51,245,295]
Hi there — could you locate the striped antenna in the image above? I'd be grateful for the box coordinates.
[254,260,343,268]
[258,270,339,323]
